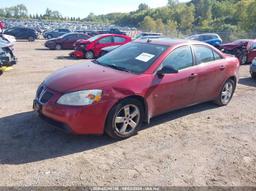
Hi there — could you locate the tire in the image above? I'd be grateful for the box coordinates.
[28,36,35,42]
[214,79,235,106]
[251,72,256,79]
[47,35,53,39]
[55,44,62,50]
[105,98,144,139]
[85,51,94,59]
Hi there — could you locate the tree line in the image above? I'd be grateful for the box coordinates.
[0,4,81,21]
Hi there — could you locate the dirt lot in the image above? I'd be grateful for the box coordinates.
[0,41,256,187]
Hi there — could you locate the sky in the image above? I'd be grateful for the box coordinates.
[0,0,189,18]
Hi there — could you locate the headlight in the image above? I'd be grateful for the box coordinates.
[57,89,102,106]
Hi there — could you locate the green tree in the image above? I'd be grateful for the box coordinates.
[139,16,156,32]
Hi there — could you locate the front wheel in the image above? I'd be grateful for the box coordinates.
[85,51,94,59]
[214,79,235,106]
[105,98,144,139]
[55,44,62,50]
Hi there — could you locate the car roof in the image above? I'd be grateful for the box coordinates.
[135,38,207,47]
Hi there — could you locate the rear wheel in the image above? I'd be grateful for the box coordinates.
[214,79,235,106]
[55,44,62,50]
[105,98,144,139]
[85,51,94,59]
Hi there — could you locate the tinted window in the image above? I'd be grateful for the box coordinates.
[162,46,193,71]
[98,36,113,44]
[113,36,126,43]
[213,51,222,60]
[96,42,167,74]
[193,45,215,64]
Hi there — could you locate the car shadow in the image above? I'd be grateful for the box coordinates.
[143,102,217,130]
[35,48,51,51]
[239,77,256,87]
[56,56,77,60]
[0,111,115,165]
[0,102,217,165]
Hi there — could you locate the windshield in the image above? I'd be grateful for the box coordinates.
[95,42,168,74]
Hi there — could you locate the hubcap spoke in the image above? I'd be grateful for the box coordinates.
[124,106,130,116]
[115,117,125,123]
[120,124,128,134]
[129,120,137,129]
[130,109,139,119]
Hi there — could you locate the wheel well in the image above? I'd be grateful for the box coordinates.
[229,76,237,83]
[118,95,149,123]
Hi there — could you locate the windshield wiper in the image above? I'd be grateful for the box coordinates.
[92,60,102,65]
[105,64,131,73]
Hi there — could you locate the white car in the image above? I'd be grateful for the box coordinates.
[0,34,16,45]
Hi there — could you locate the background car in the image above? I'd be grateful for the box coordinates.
[43,28,71,39]
[44,32,91,50]
[0,42,16,67]
[250,58,256,79]
[219,39,251,65]
[4,27,37,41]
[34,39,239,139]
[70,34,131,59]
[187,33,223,47]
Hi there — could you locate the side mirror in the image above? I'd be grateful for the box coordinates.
[157,65,178,77]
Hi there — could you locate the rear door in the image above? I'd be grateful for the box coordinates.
[63,34,77,49]
[148,45,198,116]
[191,45,226,102]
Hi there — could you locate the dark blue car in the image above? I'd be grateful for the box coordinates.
[187,33,223,47]
[43,29,71,39]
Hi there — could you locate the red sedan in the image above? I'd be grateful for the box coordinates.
[70,34,131,59]
[44,33,91,50]
[34,39,239,139]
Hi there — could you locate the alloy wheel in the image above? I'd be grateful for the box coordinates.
[221,81,234,105]
[114,104,140,136]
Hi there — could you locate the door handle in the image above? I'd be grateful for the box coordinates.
[188,73,198,80]
[220,65,225,71]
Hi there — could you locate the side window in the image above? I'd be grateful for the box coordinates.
[98,36,113,44]
[162,46,193,71]
[193,45,215,64]
[113,36,126,43]
[213,51,222,60]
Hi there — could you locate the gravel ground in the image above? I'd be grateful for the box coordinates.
[0,41,256,187]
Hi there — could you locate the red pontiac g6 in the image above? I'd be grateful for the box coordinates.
[33,39,240,139]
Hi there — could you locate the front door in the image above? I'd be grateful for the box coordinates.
[147,45,198,117]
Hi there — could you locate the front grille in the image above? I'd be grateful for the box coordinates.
[36,85,54,104]
[40,91,53,104]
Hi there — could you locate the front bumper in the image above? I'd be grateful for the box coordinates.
[33,87,114,135]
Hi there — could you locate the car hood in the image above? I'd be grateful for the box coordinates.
[45,61,135,93]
